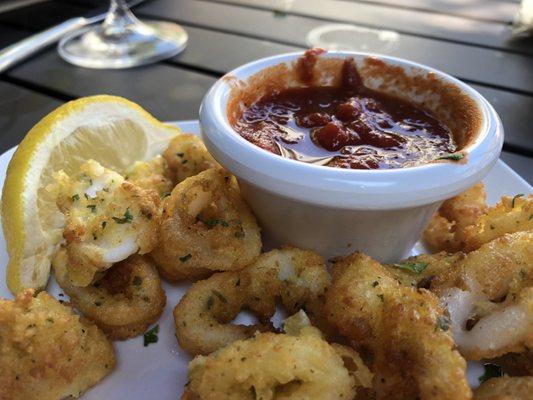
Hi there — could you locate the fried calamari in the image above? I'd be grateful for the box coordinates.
[51,159,160,287]
[151,168,261,281]
[54,251,166,340]
[423,183,487,252]
[174,247,330,355]
[0,290,115,400]
[431,231,533,361]
[182,321,371,400]
[474,376,533,400]
[325,252,471,400]
[163,133,218,184]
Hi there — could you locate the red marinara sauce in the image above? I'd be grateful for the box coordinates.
[233,57,457,169]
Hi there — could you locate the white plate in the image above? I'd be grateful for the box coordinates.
[0,120,531,399]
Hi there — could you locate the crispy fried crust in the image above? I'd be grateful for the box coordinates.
[163,133,219,184]
[464,195,533,251]
[423,183,487,252]
[325,252,471,400]
[54,252,166,340]
[53,160,161,287]
[183,326,370,400]
[431,231,533,361]
[474,376,533,400]
[174,247,330,355]
[151,168,261,281]
[0,290,115,400]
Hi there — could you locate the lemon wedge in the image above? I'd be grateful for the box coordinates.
[2,95,180,294]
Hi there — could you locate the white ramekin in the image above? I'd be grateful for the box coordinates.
[200,51,503,263]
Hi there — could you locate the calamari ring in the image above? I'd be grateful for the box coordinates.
[162,133,218,184]
[182,324,371,400]
[432,231,533,360]
[474,376,533,400]
[54,250,166,340]
[423,183,487,252]
[150,168,261,281]
[325,252,471,400]
[173,247,330,355]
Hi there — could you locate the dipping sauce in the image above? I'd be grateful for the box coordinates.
[233,57,457,169]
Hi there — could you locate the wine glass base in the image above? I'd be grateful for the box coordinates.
[58,20,188,69]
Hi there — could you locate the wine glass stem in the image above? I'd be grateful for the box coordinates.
[103,0,140,33]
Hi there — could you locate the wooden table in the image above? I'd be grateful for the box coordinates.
[0,0,531,183]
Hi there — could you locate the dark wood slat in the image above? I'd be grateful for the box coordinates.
[5,51,217,121]
[339,0,519,24]
[0,26,32,49]
[168,25,297,72]
[137,0,533,95]
[500,151,533,184]
[0,0,87,31]
[0,81,63,151]
[208,0,533,55]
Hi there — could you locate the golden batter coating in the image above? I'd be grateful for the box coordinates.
[162,134,218,184]
[151,168,261,281]
[325,252,471,400]
[54,252,166,340]
[52,159,160,287]
[174,247,330,355]
[474,376,533,400]
[424,183,487,252]
[431,231,533,361]
[182,323,372,400]
[0,290,115,400]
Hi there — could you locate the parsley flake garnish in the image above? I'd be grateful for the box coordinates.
[179,253,192,262]
[437,153,464,161]
[71,194,79,202]
[511,193,524,208]
[201,218,229,229]
[86,205,97,213]
[143,325,159,347]
[392,261,428,274]
[435,315,450,331]
[113,209,133,224]
[479,363,502,383]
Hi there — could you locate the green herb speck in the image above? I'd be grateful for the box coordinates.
[437,153,464,161]
[143,325,159,347]
[392,261,428,274]
[113,209,133,224]
[71,194,79,202]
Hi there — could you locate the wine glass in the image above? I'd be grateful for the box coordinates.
[58,0,188,69]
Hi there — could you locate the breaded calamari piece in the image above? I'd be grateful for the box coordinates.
[463,194,533,251]
[151,168,261,281]
[0,290,115,400]
[54,251,166,340]
[174,247,330,355]
[125,155,174,198]
[52,159,160,287]
[474,376,533,400]
[182,322,372,400]
[162,134,218,184]
[423,183,487,252]
[325,252,471,400]
[431,231,533,361]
